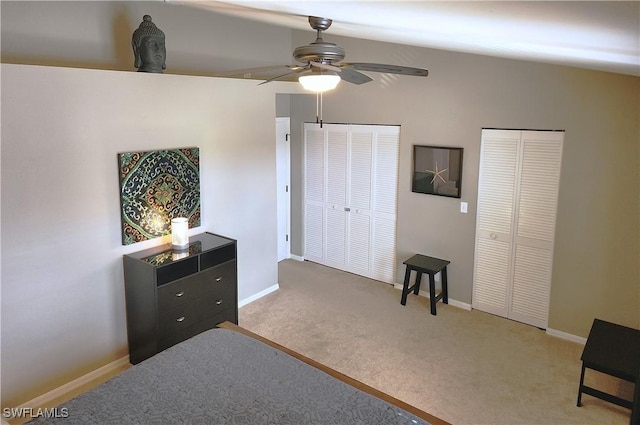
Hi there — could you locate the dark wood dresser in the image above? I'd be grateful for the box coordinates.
[123,232,237,364]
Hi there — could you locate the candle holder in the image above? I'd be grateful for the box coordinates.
[171,217,189,251]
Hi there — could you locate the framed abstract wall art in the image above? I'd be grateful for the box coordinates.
[118,147,201,245]
[412,145,463,198]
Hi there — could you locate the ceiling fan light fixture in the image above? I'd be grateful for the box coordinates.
[298,73,341,92]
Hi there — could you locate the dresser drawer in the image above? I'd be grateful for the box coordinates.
[157,308,236,352]
[158,289,234,336]
[157,260,236,312]
[156,256,198,286]
[200,244,235,270]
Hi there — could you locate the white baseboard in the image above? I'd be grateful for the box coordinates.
[393,283,471,311]
[393,285,585,343]
[447,298,472,310]
[546,327,587,345]
[289,254,304,262]
[14,355,130,412]
[238,284,279,308]
[12,283,281,416]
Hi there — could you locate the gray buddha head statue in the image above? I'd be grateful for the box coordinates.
[132,15,166,73]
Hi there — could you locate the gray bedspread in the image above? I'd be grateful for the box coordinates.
[27,328,431,424]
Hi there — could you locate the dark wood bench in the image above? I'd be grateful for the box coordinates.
[577,318,640,425]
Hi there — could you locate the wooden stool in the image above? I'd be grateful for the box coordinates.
[400,254,450,315]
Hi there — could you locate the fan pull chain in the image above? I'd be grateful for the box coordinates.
[320,92,323,128]
[316,92,324,128]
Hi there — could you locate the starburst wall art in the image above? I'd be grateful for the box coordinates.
[412,145,463,198]
[118,147,201,245]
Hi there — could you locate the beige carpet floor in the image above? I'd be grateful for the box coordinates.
[239,259,633,425]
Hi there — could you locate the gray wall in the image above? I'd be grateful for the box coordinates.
[0,1,294,75]
[1,0,639,407]
[0,0,299,406]
[286,31,639,339]
[0,64,299,406]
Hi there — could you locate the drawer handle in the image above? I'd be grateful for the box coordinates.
[215,276,223,283]
[176,316,185,322]
[215,299,223,305]
[175,291,185,297]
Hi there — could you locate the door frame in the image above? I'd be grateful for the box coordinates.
[276,117,291,261]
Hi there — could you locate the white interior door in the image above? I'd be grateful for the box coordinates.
[276,117,290,262]
[325,127,349,268]
[473,130,520,318]
[347,129,374,274]
[370,127,400,283]
[473,129,564,328]
[303,123,399,284]
[304,126,325,263]
[509,131,564,327]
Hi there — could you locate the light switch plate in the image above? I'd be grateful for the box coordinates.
[460,202,468,213]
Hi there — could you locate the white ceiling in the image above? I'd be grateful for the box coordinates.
[173,0,640,77]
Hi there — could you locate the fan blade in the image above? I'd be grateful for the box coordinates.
[258,67,308,85]
[215,65,306,82]
[309,61,341,72]
[215,65,293,78]
[342,63,428,77]
[337,67,373,85]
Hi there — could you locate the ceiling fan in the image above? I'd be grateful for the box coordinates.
[222,16,429,92]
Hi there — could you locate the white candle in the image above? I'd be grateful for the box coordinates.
[171,217,189,250]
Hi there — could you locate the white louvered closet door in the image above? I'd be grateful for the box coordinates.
[473,129,564,328]
[370,126,400,283]
[473,130,520,318]
[303,123,399,284]
[325,128,349,268]
[510,131,564,327]
[304,126,325,263]
[347,128,373,275]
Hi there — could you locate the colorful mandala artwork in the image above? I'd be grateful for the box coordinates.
[118,148,201,245]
